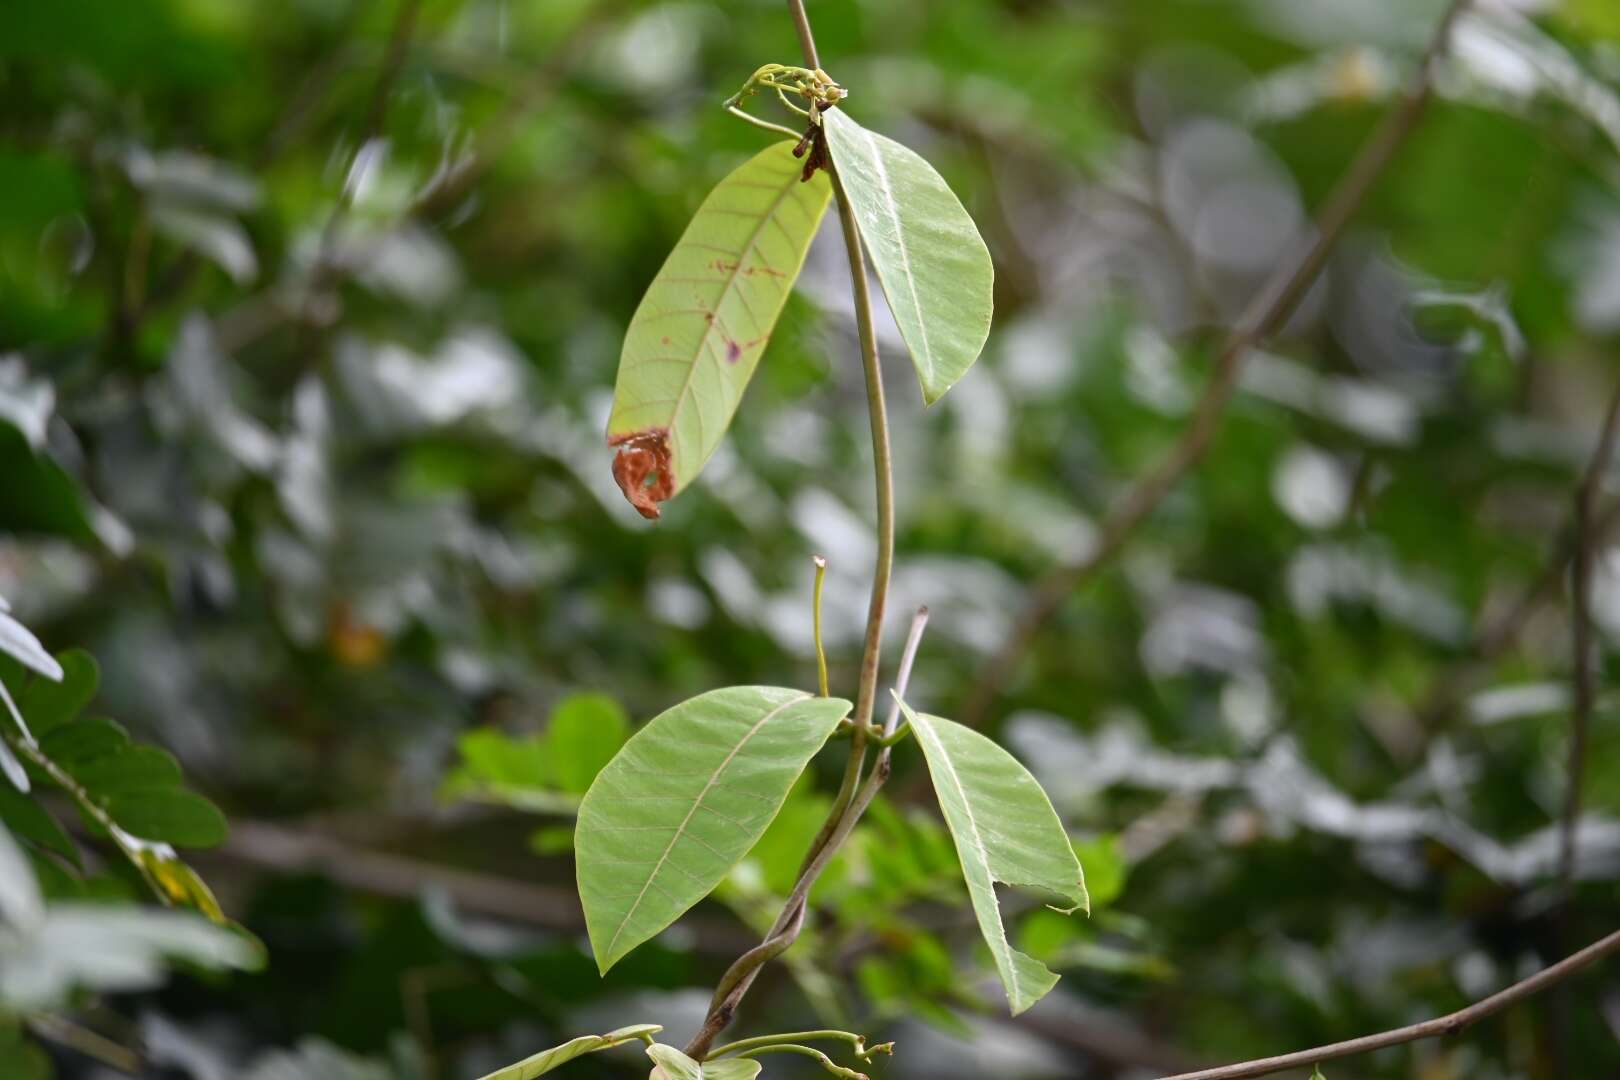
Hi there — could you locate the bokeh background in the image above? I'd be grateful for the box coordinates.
[5,0,1620,1076]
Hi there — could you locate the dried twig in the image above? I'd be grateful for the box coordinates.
[1155,926,1620,1080]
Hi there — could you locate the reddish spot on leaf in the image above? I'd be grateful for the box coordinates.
[726,341,742,363]
[608,428,674,520]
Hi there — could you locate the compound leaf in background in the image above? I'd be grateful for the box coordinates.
[646,1044,762,1080]
[577,686,851,973]
[475,1023,661,1080]
[821,108,994,405]
[607,142,832,519]
[901,701,1086,1015]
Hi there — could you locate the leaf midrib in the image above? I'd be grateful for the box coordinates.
[602,690,809,959]
[664,155,805,477]
[917,719,1015,983]
[847,118,936,388]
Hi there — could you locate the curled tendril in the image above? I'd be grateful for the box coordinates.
[724,63,846,112]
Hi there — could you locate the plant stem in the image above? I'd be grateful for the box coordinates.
[733,1043,869,1079]
[958,0,1472,729]
[709,1029,889,1060]
[812,555,831,697]
[681,0,894,1058]
[1155,925,1620,1080]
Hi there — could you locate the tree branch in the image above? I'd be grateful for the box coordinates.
[1154,925,1620,1080]
[959,0,1473,729]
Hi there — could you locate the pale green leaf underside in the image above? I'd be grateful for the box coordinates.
[902,702,1086,1015]
[609,142,832,500]
[577,686,851,973]
[476,1024,662,1080]
[646,1044,762,1080]
[822,108,994,405]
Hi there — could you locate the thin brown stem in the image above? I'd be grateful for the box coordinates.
[959,0,1472,729]
[682,0,894,1058]
[1155,926,1620,1080]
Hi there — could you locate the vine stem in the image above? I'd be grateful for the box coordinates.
[958,0,1473,729]
[1155,926,1620,1080]
[683,7,895,1057]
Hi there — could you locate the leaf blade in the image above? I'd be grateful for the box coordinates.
[822,109,994,404]
[646,1044,762,1080]
[607,142,832,518]
[475,1024,662,1080]
[902,702,1086,1015]
[577,686,851,973]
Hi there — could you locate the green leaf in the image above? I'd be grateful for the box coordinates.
[0,782,77,866]
[68,745,184,795]
[105,789,228,848]
[901,701,1086,1015]
[474,1023,662,1080]
[821,108,994,405]
[577,686,851,973]
[646,1044,761,1080]
[548,692,629,794]
[18,649,98,736]
[38,716,128,766]
[1071,833,1126,909]
[607,142,832,519]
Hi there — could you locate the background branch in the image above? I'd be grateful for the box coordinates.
[1156,925,1620,1080]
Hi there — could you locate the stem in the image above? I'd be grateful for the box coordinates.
[728,104,802,139]
[733,1044,869,1079]
[958,0,1472,729]
[681,0,893,1057]
[883,606,929,736]
[812,556,831,697]
[1155,926,1620,1080]
[709,1030,890,1060]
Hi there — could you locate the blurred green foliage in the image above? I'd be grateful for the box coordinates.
[5,0,1620,1076]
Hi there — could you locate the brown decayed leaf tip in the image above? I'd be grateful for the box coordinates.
[609,429,674,520]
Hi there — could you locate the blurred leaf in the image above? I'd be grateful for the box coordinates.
[0,611,63,685]
[0,1021,49,1080]
[577,687,850,973]
[902,702,1086,1015]
[607,142,832,517]
[0,783,77,866]
[17,649,97,737]
[822,108,993,405]
[0,741,26,795]
[476,1023,661,1080]
[0,904,260,1010]
[547,692,630,795]
[104,790,228,848]
[39,717,130,766]
[0,823,45,930]
[1071,834,1127,910]
[242,1037,394,1080]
